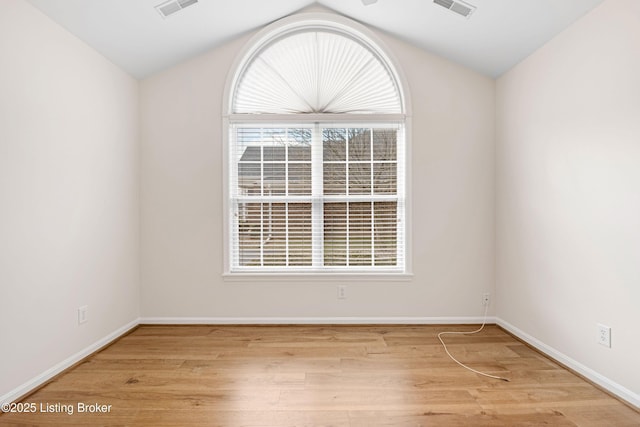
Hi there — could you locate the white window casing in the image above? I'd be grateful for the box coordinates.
[222,13,412,277]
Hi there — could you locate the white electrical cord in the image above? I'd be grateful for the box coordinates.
[437,304,510,382]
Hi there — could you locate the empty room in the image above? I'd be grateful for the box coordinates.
[1,0,639,425]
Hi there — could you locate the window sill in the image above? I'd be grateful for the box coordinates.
[222,272,414,283]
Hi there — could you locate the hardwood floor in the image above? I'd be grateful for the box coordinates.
[1,325,638,426]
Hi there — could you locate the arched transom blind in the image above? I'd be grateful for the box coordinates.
[233,30,402,114]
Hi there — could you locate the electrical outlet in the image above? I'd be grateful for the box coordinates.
[597,324,611,348]
[482,293,490,306]
[337,285,347,300]
[78,306,88,325]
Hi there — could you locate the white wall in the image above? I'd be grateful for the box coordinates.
[0,0,139,399]
[496,0,640,403]
[140,12,495,320]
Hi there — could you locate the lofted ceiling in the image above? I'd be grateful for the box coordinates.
[26,0,603,79]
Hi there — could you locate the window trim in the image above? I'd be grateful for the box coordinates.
[222,12,413,277]
[229,122,405,273]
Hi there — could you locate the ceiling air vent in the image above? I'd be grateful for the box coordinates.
[155,0,198,18]
[433,0,476,18]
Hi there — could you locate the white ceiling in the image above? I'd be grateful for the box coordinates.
[26,0,603,79]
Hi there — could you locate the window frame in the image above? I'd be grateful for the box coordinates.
[222,13,413,279]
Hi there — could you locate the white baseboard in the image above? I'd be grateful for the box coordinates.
[0,318,139,406]
[140,316,496,325]
[496,318,639,409]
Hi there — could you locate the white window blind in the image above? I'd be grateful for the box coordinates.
[233,31,401,115]
[227,21,407,274]
[230,125,405,272]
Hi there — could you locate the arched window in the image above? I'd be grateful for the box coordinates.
[225,14,408,273]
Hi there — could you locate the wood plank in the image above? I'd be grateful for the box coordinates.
[348,409,577,427]
[1,325,637,426]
